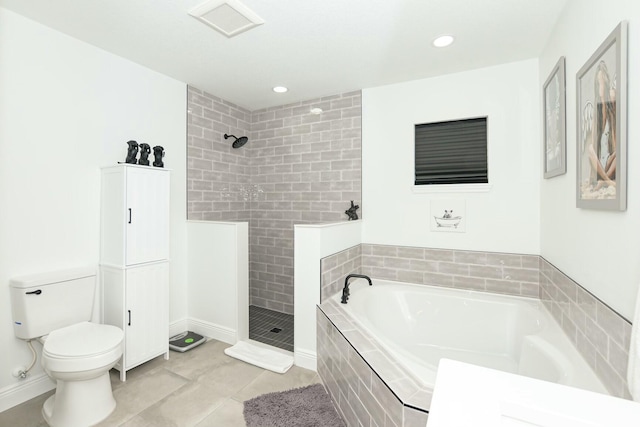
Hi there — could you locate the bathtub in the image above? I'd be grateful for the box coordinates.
[335,279,607,394]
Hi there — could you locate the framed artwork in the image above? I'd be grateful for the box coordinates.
[543,56,566,179]
[431,200,466,233]
[576,21,627,210]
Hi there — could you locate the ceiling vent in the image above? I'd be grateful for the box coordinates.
[188,0,264,38]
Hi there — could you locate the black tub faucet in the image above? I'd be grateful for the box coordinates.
[341,274,372,304]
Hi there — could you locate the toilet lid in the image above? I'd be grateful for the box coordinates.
[44,321,123,358]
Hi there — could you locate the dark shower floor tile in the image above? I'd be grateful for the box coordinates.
[249,305,294,352]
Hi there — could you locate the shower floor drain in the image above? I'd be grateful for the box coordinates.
[248,305,294,352]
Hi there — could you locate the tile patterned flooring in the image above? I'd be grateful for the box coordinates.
[0,339,319,427]
[249,305,294,352]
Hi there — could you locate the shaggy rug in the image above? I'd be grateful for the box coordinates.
[243,383,346,427]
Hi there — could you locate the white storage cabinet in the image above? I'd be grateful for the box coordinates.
[100,164,170,381]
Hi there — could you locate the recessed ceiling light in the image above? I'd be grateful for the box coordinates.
[273,86,288,93]
[310,107,323,115]
[433,35,455,48]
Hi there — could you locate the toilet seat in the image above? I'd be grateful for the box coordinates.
[43,322,123,373]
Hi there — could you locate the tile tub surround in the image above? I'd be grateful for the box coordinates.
[361,243,540,298]
[319,243,633,399]
[540,258,632,398]
[320,244,363,302]
[317,304,430,427]
[188,86,363,315]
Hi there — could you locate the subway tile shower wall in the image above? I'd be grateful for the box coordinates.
[320,244,632,398]
[187,86,362,314]
[249,92,362,314]
[187,87,252,221]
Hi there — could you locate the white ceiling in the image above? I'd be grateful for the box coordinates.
[0,0,568,111]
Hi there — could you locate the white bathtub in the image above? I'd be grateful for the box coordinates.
[336,279,608,394]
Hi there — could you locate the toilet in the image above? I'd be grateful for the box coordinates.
[10,268,124,427]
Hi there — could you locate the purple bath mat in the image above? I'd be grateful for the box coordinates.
[243,383,346,427]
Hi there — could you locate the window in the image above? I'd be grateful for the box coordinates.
[414,117,488,185]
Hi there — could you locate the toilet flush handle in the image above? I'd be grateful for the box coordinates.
[25,290,42,295]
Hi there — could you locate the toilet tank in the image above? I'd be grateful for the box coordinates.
[10,267,97,340]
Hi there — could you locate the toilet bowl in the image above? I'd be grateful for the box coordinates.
[9,268,124,427]
[41,322,123,427]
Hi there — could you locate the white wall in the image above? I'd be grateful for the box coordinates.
[294,221,362,370]
[539,0,640,320]
[362,59,541,255]
[187,221,249,344]
[0,7,188,408]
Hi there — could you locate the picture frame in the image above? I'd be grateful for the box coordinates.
[543,56,566,179]
[430,200,466,233]
[576,21,627,210]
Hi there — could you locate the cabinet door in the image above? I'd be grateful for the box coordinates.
[124,262,168,369]
[125,167,170,265]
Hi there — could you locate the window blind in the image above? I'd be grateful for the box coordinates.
[415,117,488,185]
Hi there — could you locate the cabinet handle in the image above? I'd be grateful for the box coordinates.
[128,208,132,224]
[128,310,131,326]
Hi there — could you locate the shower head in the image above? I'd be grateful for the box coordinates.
[224,133,248,149]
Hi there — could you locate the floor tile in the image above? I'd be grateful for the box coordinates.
[194,398,245,427]
[0,389,53,427]
[233,365,320,401]
[118,414,154,427]
[196,358,265,396]
[2,339,322,427]
[110,354,169,390]
[96,368,190,426]
[159,340,233,381]
[129,381,227,427]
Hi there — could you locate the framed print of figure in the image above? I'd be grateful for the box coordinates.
[576,21,627,210]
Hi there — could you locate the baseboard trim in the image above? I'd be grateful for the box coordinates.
[0,372,55,413]
[188,317,236,344]
[169,317,190,338]
[294,348,317,371]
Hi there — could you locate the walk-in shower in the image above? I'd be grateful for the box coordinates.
[187,86,362,353]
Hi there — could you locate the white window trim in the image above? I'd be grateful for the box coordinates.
[412,183,493,193]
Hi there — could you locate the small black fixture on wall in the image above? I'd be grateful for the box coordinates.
[345,201,359,220]
[224,133,248,149]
